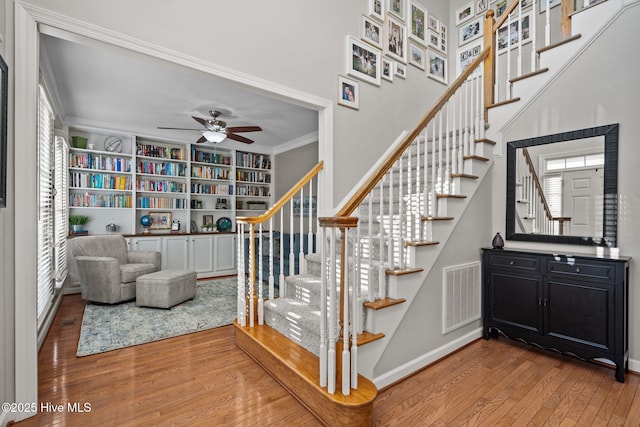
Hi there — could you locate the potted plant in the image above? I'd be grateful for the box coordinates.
[69,215,90,233]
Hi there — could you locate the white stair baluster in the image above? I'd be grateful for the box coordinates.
[299,187,305,274]
[342,228,351,396]
[269,218,274,301]
[319,225,327,388]
[258,222,264,325]
[328,227,337,395]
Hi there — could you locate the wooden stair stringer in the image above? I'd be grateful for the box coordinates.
[234,320,377,426]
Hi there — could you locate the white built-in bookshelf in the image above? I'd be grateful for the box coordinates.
[68,127,273,235]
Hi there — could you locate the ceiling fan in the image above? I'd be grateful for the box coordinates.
[158,110,262,144]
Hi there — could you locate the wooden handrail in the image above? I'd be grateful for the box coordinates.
[522,148,570,232]
[492,0,521,31]
[236,161,324,225]
[336,48,490,218]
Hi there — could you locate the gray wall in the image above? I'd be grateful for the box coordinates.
[491,3,640,362]
[274,142,319,200]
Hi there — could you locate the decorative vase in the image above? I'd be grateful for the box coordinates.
[492,232,504,249]
[71,224,84,233]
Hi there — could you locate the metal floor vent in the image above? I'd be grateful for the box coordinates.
[442,261,481,334]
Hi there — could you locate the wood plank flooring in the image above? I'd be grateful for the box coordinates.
[14,294,640,426]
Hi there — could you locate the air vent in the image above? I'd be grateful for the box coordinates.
[442,261,481,334]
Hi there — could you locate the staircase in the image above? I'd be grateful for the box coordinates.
[234,0,630,425]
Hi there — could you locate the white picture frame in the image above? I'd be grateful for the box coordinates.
[408,0,427,46]
[456,40,483,76]
[381,57,394,81]
[394,62,407,79]
[408,42,426,70]
[337,75,359,110]
[346,35,381,86]
[369,0,385,22]
[362,14,383,49]
[428,29,440,51]
[458,16,483,46]
[387,0,406,20]
[539,0,561,12]
[497,11,532,53]
[439,23,448,54]
[427,48,448,84]
[456,2,475,25]
[385,14,407,63]
[476,0,489,15]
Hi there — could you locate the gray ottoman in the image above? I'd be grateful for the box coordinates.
[136,269,197,309]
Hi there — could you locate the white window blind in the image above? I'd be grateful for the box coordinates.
[37,85,55,323]
[54,135,69,285]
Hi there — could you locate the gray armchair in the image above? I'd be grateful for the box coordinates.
[69,235,161,304]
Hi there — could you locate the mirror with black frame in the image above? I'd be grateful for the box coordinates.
[506,124,619,246]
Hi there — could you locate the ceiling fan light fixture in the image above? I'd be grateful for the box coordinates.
[203,130,227,143]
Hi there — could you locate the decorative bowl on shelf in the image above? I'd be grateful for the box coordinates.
[216,217,232,232]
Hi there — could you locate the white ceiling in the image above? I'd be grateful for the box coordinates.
[39,33,319,152]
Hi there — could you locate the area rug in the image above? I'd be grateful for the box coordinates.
[77,277,254,356]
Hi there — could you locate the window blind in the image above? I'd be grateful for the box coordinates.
[54,135,68,285]
[37,85,55,322]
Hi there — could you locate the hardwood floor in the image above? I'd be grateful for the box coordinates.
[14,294,640,426]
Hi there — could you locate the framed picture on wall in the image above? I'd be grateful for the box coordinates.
[456,2,475,25]
[539,0,561,12]
[0,53,7,208]
[476,0,489,15]
[149,212,172,230]
[427,48,448,85]
[346,35,381,86]
[458,16,483,46]
[337,75,360,110]
[408,0,427,46]
[408,42,426,70]
[385,14,407,63]
[387,0,406,20]
[456,40,483,76]
[497,11,532,53]
[369,0,385,22]
[394,62,407,79]
[381,57,394,81]
[362,14,383,49]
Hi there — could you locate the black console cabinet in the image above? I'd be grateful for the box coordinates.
[482,248,630,382]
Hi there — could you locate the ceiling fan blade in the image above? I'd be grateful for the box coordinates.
[226,133,254,144]
[226,126,262,133]
[192,116,215,131]
[157,126,201,131]
[196,135,207,144]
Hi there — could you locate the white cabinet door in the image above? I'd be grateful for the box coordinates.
[163,235,189,270]
[128,236,162,252]
[190,235,215,275]
[214,234,236,273]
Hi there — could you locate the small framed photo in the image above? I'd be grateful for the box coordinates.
[539,0,561,12]
[427,48,448,85]
[521,0,534,8]
[394,62,407,79]
[149,212,172,230]
[337,75,360,110]
[346,35,381,86]
[408,1,427,45]
[476,0,489,15]
[428,29,440,51]
[497,12,532,53]
[381,57,394,81]
[202,214,214,226]
[428,13,439,32]
[387,0,406,20]
[456,40,483,76]
[408,42,426,70]
[385,14,407,63]
[439,24,448,54]
[456,2,475,25]
[583,0,602,6]
[459,16,483,46]
[493,0,507,18]
[362,15,383,49]
[369,0,385,22]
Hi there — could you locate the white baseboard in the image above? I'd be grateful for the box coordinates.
[373,328,483,390]
[1,411,14,427]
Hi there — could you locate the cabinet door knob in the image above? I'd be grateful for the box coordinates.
[509,260,515,266]
[576,267,581,273]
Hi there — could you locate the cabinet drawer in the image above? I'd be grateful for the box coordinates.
[546,259,614,283]
[485,252,540,272]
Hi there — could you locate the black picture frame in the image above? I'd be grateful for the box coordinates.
[506,124,619,247]
[0,53,7,208]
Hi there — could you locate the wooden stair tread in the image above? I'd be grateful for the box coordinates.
[463,154,490,162]
[537,34,582,54]
[487,97,521,109]
[357,331,385,346]
[436,193,467,199]
[234,321,377,426]
[405,240,439,247]
[364,297,406,310]
[422,216,454,221]
[386,267,423,276]
[474,138,497,145]
[510,67,550,84]
[451,173,479,179]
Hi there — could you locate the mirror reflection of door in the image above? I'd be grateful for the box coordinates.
[562,168,604,238]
